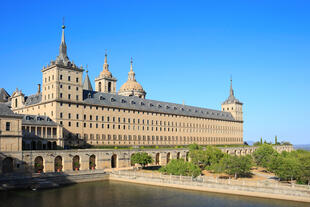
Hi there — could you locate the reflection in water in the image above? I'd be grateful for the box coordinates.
[0,180,308,207]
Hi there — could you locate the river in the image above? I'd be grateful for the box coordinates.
[0,180,308,207]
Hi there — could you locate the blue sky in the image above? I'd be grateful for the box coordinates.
[0,1,309,144]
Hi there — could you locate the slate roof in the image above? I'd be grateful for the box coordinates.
[83,90,236,122]
[0,103,22,118]
[22,115,58,126]
[0,88,10,102]
[24,93,42,106]
[83,73,93,91]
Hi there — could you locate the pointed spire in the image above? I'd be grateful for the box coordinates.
[128,57,136,81]
[56,18,70,65]
[103,51,109,71]
[230,76,234,97]
[83,68,93,91]
[104,50,108,64]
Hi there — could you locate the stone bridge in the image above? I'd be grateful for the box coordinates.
[0,145,293,174]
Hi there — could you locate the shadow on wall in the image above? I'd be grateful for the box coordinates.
[0,152,79,190]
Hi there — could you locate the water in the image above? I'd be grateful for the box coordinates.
[0,181,308,207]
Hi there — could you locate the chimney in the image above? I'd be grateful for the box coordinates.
[37,84,41,94]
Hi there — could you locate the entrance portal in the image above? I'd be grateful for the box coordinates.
[111,154,117,168]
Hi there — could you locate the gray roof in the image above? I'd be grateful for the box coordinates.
[83,90,236,122]
[83,73,93,91]
[22,114,58,126]
[24,93,42,106]
[0,103,22,118]
[0,88,10,103]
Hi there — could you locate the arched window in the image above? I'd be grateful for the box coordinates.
[99,82,102,92]
[108,82,111,93]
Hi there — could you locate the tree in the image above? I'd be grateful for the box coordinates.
[274,155,302,182]
[253,144,278,168]
[225,155,253,179]
[189,145,224,169]
[275,136,278,145]
[159,159,201,177]
[131,152,153,168]
[260,137,263,145]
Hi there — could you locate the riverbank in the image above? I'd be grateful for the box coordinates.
[1,169,309,203]
[110,170,310,203]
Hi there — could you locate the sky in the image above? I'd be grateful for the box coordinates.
[0,0,309,145]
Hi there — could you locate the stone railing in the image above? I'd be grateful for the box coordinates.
[110,170,310,198]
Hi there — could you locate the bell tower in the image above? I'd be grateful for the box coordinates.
[221,78,243,121]
[95,52,117,94]
[41,23,84,103]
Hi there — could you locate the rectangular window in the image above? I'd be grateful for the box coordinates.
[60,93,63,98]
[60,112,63,118]
[60,75,63,80]
[76,77,79,83]
[76,114,79,119]
[5,122,10,131]
[68,76,71,81]
[68,94,71,99]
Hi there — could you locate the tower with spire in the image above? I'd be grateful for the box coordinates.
[40,22,84,106]
[221,78,243,121]
[94,52,117,93]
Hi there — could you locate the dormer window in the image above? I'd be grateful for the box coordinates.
[140,102,145,106]
[121,99,126,103]
[88,93,92,98]
[166,106,170,109]
[174,107,177,110]
[158,104,162,108]
[131,101,135,104]
[111,98,116,102]
[26,116,31,120]
[99,96,104,100]
[47,118,52,122]
[150,103,154,107]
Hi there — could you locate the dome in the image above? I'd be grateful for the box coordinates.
[119,80,145,92]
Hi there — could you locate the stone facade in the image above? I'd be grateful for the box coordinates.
[7,24,243,148]
[0,145,293,174]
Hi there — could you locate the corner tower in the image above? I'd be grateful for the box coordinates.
[41,24,84,103]
[95,53,117,93]
[221,78,243,121]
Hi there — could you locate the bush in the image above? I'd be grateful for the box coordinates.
[131,152,153,168]
[159,159,201,177]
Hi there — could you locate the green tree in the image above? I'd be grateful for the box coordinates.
[260,137,263,145]
[189,145,224,168]
[253,144,278,168]
[275,136,278,145]
[131,152,153,168]
[225,155,253,179]
[159,159,201,177]
[274,155,302,182]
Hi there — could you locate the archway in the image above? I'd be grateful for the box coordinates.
[155,153,160,165]
[186,152,189,162]
[166,153,171,164]
[54,156,62,172]
[111,154,117,168]
[2,157,13,173]
[89,155,96,170]
[73,155,80,171]
[34,156,44,173]
[176,152,180,159]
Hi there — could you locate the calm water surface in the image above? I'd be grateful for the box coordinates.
[0,180,308,207]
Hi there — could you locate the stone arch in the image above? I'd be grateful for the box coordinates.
[111,154,117,168]
[185,152,189,162]
[2,157,13,173]
[155,153,160,165]
[176,152,180,159]
[89,155,96,170]
[72,155,80,171]
[166,152,171,164]
[54,156,63,172]
[34,156,44,173]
